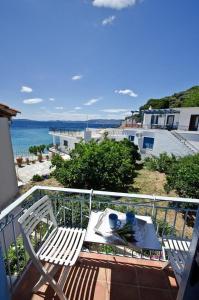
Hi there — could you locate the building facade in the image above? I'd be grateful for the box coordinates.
[143,107,199,131]
[0,104,20,210]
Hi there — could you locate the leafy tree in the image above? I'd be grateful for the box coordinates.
[165,154,199,199]
[29,144,47,155]
[29,145,38,155]
[52,139,140,191]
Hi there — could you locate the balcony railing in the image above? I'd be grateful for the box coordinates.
[0,186,199,296]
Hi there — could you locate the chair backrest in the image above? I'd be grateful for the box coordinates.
[18,195,57,256]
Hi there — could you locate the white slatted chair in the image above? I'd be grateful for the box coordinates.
[18,195,86,300]
[162,237,191,285]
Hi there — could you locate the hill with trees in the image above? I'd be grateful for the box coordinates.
[140,86,199,111]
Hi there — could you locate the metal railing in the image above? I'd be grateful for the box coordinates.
[0,186,198,295]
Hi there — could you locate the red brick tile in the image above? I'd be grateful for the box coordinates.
[93,281,109,300]
[110,265,138,285]
[139,287,173,300]
[109,283,140,300]
[136,266,170,289]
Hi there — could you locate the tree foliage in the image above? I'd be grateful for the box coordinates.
[165,154,199,199]
[29,144,47,155]
[140,86,199,110]
[52,139,140,191]
[145,153,177,174]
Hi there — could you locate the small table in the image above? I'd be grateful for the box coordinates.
[85,211,161,251]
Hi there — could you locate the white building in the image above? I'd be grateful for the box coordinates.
[49,125,199,158]
[143,107,199,131]
[0,103,20,210]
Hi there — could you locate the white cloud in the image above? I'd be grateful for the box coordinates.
[93,0,138,10]
[115,89,138,97]
[55,106,64,110]
[72,75,83,81]
[23,98,43,104]
[21,86,33,93]
[101,108,130,113]
[102,15,116,26]
[74,106,82,110]
[49,98,55,101]
[84,97,100,106]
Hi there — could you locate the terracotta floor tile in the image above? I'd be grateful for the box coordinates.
[109,283,140,300]
[93,281,109,300]
[97,267,111,282]
[110,265,138,285]
[165,269,178,289]
[136,266,170,289]
[13,253,178,300]
[171,289,178,300]
[139,287,173,300]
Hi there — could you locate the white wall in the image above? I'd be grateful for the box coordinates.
[0,118,18,210]
[143,113,180,128]
[178,107,199,131]
[60,136,80,152]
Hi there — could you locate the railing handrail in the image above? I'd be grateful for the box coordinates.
[1,185,199,222]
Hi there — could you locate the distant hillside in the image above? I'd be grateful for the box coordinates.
[140,86,199,110]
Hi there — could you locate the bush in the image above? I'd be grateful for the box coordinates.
[32,174,43,182]
[52,139,140,191]
[145,153,177,174]
[156,219,174,237]
[165,154,199,199]
[51,154,64,168]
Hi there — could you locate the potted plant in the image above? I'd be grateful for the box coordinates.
[38,154,43,162]
[16,157,23,167]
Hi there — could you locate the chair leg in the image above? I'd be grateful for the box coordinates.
[33,264,60,292]
[32,259,68,300]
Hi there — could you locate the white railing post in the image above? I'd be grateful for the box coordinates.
[152,194,156,218]
[89,189,93,216]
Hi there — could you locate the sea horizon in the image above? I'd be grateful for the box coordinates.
[11,119,121,157]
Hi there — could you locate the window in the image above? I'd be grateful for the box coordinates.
[64,140,68,147]
[143,137,154,149]
[151,115,159,125]
[128,135,134,142]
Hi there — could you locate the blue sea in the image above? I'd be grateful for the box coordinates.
[11,119,120,156]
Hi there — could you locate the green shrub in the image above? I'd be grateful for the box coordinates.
[156,219,174,237]
[32,174,43,182]
[52,139,140,191]
[145,153,177,174]
[165,154,199,200]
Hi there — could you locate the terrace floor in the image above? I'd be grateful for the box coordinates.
[13,252,178,300]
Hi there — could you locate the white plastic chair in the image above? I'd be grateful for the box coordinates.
[162,237,191,285]
[18,195,86,300]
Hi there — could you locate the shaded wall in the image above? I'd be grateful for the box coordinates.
[0,118,18,211]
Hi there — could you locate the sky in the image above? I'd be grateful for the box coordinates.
[0,0,199,121]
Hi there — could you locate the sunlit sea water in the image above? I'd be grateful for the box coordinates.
[11,120,120,156]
